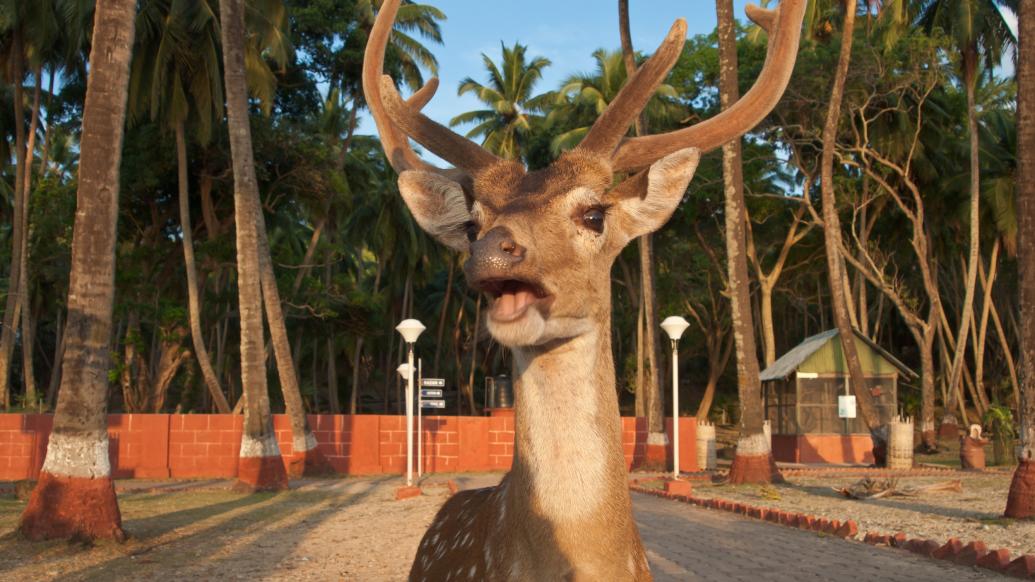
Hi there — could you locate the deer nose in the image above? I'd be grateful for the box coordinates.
[468,226,525,272]
[499,236,525,258]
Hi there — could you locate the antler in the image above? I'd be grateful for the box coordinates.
[609,0,807,173]
[576,19,688,159]
[362,0,500,176]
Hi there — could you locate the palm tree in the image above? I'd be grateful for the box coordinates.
[715,0,781,483]
[813,0,893,465]
[918,0,1016,430]
[548,49,681,155]
[448,42,551,160]
[1005,0,1033,520]
[18,0,137,541]
[130,0,230,413]
[219,0,288,492]
[352,0,444,95]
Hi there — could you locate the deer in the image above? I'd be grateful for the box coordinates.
[363,1,805,579]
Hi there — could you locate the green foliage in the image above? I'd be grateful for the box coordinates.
[0,0,1021,422]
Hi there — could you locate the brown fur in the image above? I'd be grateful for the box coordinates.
[361,1,807,579]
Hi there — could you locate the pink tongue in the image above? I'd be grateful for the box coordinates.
[495,289,535,318]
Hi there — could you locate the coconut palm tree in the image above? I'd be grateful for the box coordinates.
[1005,0,1033,520]
[448,42,551,160]
[547,49,682,155]
[918,0,1016,429]
[130,0,230,412]
[219,0,288,492]
[713,0,784,483]
[18,0,137,541]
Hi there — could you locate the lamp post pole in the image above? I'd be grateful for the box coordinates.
[671,338,680,480]
[396,319,426,487]
[406,342,415,486]
[660,316,690,480]
[417,358,423,478]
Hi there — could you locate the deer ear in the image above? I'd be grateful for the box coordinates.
[613,147,700,241]
[398,170,472,252]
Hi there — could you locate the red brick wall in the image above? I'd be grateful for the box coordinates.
[0,413,696,481]
[772,434,875,464]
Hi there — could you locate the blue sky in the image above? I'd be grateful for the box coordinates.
[360,1,755,153]
[360,1,1019,163]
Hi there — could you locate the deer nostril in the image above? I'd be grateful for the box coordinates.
[500,239,524,257]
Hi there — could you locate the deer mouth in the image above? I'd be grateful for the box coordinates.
[478,278,552,322]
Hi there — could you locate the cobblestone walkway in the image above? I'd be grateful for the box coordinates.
[633,492,1004,581]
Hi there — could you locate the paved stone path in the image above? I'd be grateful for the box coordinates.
[633,492,1004,581]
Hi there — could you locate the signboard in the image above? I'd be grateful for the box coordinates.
[838,395,857,419]
[421,378,445,387]
[420,388,443,398]
[421,400,446,409]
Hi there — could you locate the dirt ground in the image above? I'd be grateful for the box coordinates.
[0,475,491,582]
[0,462,1030,580]
[684,469,1033,556]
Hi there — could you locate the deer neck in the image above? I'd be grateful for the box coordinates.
[507,317,633,538]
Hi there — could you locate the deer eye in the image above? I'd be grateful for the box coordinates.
[464,220,480,242]
[581,207,606,233]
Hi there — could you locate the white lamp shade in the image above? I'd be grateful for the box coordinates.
[660,316,691,341]
[395,318,426,343]
[396,362,413,379]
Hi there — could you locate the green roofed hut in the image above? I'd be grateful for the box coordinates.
[760,329,916,465]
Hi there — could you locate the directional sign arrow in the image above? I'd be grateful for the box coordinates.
[420,388,443,398]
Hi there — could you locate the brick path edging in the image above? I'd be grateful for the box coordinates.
[628,483,1035,579]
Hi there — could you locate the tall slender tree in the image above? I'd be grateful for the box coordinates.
[1006,0,1034,519]
[919,0,1016,430]
[220,0,288,492]
[617,0,667,470]
[715,0,780,484]
[18,0,137,541]
[130,0,230,412]
[817,0,888,464]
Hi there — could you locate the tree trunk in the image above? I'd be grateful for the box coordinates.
[433,257,455,373]
[46,309,65,408]
[327,336,340,413]
[349,337,364,414]
[39,67,56,178]
[714,0,776,484]
[919,319,938,451]
[465,295,481,414]
[1,33,27,409]
[973,239,1001,413]
[176,121,230,413]
[946,49,983,427]
[256,175,327,476]
[19,0,136,541]
[219,0,287,492]
[1006,0,1035,519]
[618,0,664,462]
[760,283,777,366]
[19,66,43,406]
[697,332,733,419]
[817,0,886,465]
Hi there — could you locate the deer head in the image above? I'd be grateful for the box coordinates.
[364,0,806,349]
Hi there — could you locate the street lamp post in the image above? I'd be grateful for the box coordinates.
[395,319,426,486]
[661,316,690,480]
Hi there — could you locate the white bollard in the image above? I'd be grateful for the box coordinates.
[697,421,717,470]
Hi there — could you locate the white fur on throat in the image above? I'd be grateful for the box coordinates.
[41,431,111,478]
[513,331,610,522]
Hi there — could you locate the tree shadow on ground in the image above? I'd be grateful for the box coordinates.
[60,476,393,581]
